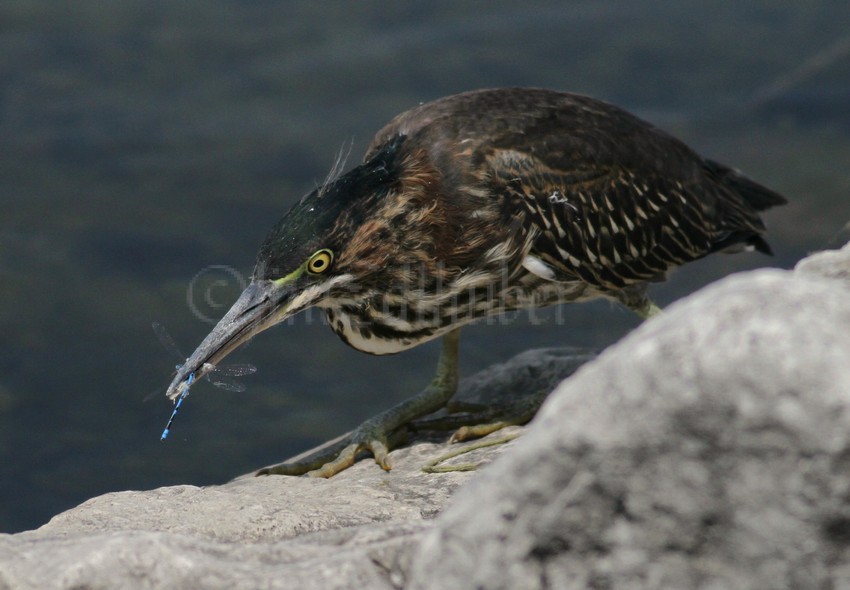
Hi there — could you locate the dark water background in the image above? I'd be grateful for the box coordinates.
[2,1,849,533]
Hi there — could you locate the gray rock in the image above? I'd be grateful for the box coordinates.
[408,261,850,590]
[3,244,850,589]
[1,523,427,590]
[794,239,850,284]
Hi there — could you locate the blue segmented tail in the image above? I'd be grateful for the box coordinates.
[161,372,195,441]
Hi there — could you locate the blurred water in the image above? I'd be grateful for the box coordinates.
[1,1,848,532]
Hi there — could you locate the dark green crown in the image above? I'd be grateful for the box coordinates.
[254,135,407,281]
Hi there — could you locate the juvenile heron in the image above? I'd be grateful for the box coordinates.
[164,88,786,477]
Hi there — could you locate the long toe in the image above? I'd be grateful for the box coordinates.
[306,439,392,478]
[449,421,516,443]
[306,443,359,478]
[255,435,354,476]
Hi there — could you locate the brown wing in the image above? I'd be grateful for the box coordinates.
[485,149,751,290]
[365,88,783,291]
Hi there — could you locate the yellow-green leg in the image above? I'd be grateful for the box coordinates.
[417,298,664,472]
[635,300,663,320]
[257,298,663,478]
[257,329,461,478]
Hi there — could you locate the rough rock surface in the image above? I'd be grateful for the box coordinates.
[1,244,849,589]
[408,242,850,590]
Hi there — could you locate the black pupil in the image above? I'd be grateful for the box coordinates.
[313,257,325,269]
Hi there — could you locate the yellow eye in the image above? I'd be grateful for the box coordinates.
[306,249,333,274]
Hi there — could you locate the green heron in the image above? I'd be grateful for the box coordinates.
[164,88,786,477]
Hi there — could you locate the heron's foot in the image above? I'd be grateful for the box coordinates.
[257,330,462,478]
[450,420,522,443]
[255,436,350,476]
[422,431,522,473]
[414,392,546,443]
[418,396,544,472]
[305,439,390,478]
[256,421,408,478]
[303,416,399,478]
